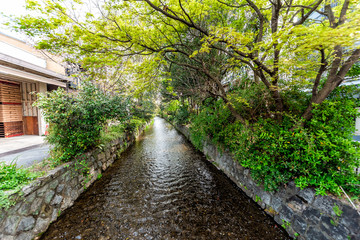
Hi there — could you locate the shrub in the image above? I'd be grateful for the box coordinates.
[190,98,232,149]
[174,102,190,125]
[186,86,360,196]
[163,100,180,122]
[36,82,128,165]
[241,98,360,195]
[124,117,146,135]
[101,123,126,144]
[161,99,192,125]
[129,99,156,122]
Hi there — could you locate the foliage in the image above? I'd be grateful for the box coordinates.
[281,220,291,230]
[347,62,360,78]
[162,99,191,125]
[12,0,360,127]
[0,162,42,209]
[36,82,128,165]
[226,79,275,122]
[189,98,233,149]
[129,97,156,122]
[185,86,360,196]
[101,123,126,144]
[175,102,191,125]
[10,0,360,197]
[245,104,359,195]
[124,117,147,135]
[162,100,178,122]
[333,204,343,217]
[0,83,153,208]
[0,162,40,191]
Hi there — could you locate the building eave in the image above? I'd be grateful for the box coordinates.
[0,65,67,87]
[0,52,71,83]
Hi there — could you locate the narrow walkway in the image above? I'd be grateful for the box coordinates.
[40,118,290,239]
[0,135,49,167]
[0,135,45,154]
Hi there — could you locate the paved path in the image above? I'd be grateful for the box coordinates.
[0,135,49,168]
[0,145,49,168]
[0,135,46,154]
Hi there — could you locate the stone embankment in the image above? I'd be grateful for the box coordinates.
[0,126,146,240]
[175,124,360,240]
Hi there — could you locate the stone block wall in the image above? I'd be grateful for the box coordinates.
[175,124,360,240]
[0,126,146,240]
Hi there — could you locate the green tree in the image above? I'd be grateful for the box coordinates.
[14,0,360,195]
[12,0,360,126]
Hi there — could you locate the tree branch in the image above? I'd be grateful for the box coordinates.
[338,0,350,26]
[245,0,266,43]
[283,5,326,16]
[311,48,328,101]
[328,45,343,77]
[293,0,323,26]
[336,48,360,80]
[324,3,336,27]
[178,0,195,26]
[216,0,248,8]
[143,0,208,35]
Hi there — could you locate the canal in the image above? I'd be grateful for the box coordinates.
[40,117,290,239]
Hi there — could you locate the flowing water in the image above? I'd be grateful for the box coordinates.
[40,117,291,240]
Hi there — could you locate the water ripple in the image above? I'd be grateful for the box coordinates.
[40,118,291,240]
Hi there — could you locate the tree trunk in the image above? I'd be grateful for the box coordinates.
[301,79,339,121]
[271,88,284,121]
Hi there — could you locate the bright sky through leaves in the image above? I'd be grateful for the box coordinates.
[1,0,29,40]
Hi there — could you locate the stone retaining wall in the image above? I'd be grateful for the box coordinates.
[0,126,146,240]
[175,124,360,240]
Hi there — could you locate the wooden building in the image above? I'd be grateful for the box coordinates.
[0,33,71,138]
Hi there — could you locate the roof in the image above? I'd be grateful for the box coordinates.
[0,52,71,87]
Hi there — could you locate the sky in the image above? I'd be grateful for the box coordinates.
[0,0,29,40]
[0,0,102,41]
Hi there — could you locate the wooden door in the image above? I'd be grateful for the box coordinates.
[21,82,39,135]
[23,116,39,135]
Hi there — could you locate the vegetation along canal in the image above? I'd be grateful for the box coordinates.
[40,117,290,239]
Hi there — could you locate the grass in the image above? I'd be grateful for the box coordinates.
[100,123,126,144]
[0,161,43,209]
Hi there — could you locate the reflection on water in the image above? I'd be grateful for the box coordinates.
[40,117,290,240]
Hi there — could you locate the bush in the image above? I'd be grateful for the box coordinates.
[163,100,180,123]
[129,99,156,122]
[36,82,128,165]
[187,88,360,196]
[124,117,146,134]
[190,98,232,149]
[241,99,360,195]
[162,99,191,125]
[101,123,126,144]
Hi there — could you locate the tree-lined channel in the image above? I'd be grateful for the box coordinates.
[40,118,290,239]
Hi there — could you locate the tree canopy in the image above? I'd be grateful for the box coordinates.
[13,0,360,125]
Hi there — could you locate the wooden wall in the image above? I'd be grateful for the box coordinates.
[21,82,38,117]
[0,80,24,137]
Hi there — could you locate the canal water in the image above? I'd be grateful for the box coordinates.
[40,118,290,240]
